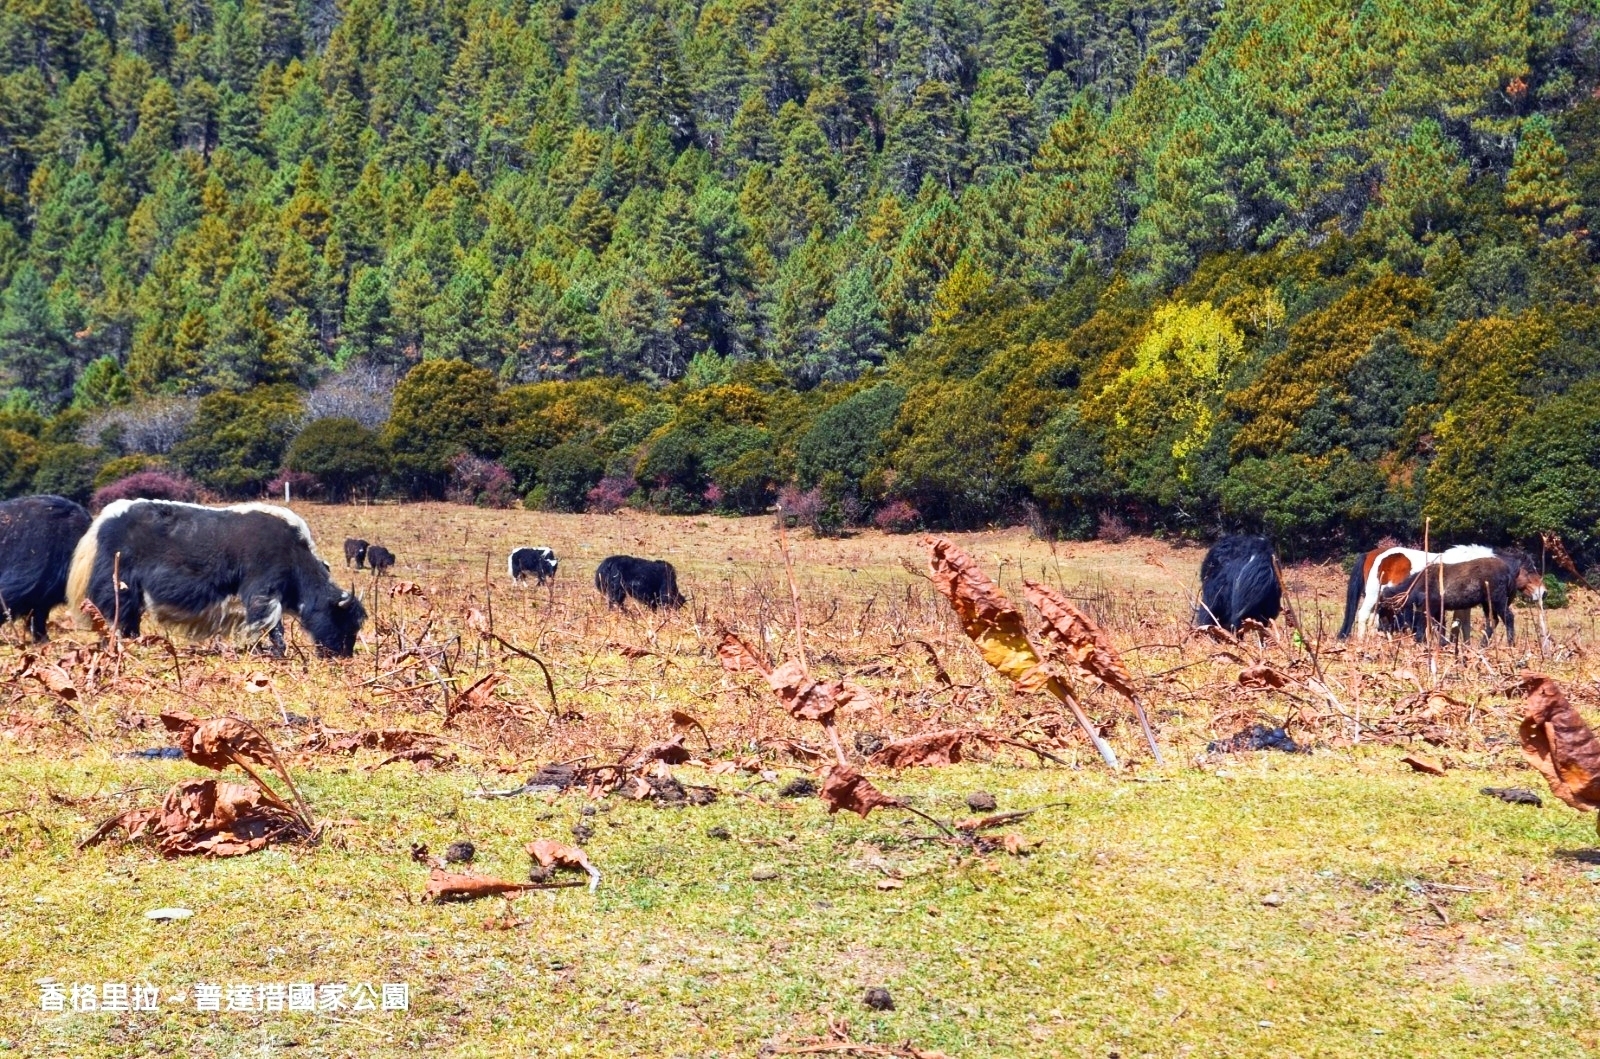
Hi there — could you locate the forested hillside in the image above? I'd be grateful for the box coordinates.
[2,0,1599,559]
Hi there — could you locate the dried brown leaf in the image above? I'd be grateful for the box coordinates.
[242,671,272,693]
[1519,675,1600,813]
[1000,833,1043,855]
[819,765,901,819]
[1023,580,1139,701]
[160,712,276,770]
[425,868,532,902]
[84,778,303,858]
[868,730,969,768]
[445,672,507,723]
[367,748,456,771]
[637,733,691,765]
[924,537,1053,692]
[389,581,425,597]
[1238,665,1291,690]
[29,662,78,702]
[527,839,602,890]
[1400,753,1447,776]
[716,629,771,675]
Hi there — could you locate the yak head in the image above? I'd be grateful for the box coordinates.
[302,583,367,657]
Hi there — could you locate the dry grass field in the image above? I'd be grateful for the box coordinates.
[2,503,1599,1058]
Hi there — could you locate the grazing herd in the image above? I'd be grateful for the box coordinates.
[0,491,1557,653]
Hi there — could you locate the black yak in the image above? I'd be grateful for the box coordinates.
[0,495,92,641]
[1195,535,1282,633]
[594,555,684,610]
[365,545,395,574]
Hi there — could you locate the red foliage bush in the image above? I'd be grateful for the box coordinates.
[446,454,518,509]
[872,500,921,534]
[92,471,201,511]
[585,476,635,514]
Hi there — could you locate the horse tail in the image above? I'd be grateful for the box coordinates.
[1337,550,1367,640]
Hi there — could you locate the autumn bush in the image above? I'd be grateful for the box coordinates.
[92,471,201,510]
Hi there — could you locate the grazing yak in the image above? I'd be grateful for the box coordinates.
[594,555,684,610]
[344,538,369,569]
[0,495,92,641]
[365,545,395,574]
[67,500,365,656]
[509,546,559,584]
[1195,535,1282,633]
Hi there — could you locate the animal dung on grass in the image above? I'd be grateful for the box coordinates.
[1481,786,1543,807]
[1518,675,1600,821]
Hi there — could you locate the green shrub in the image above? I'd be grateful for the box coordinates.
[32,443,103,504]
[171,386,304,496]
[287,417,389,501]
[383,360,501,496]
[537,443,604,512]
[93,454,169,489]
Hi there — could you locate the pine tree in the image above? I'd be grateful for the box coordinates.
[810,263,887,384]
[0,264,71,410]
[1505,114,1583,238]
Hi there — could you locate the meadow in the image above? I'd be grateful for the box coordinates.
[2,504,1598,1058]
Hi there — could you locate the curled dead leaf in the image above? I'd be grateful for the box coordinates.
[1000,833,1043,855]
[925,537,1053,692]
[1023,580,1138,701]
[425,868,533,902]
[445,672,508,723]
[1239,665,1291,690]
[83,778,305,858]
[819,764,901,819]
[1400,753,1447,777]
[527,839,601,890]
[637,733,691,766]
[1519,675,1600,817]
[389,581,424,597]
[716,629,770,675]
[29,662,78,702]
[160,712,276,770]
[242,672,272,693]
[869,730,969,768]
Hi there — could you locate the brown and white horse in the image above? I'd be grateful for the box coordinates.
[1339,544,1496,640]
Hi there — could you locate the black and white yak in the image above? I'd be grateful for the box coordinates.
[0,495,92,641]
[1195,535,1283,633]
[509,546,559,584]
[67,500,366,656]
[594,555,685,610]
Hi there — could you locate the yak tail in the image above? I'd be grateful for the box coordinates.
[65,517,102,626]
[1336,550,1367,640]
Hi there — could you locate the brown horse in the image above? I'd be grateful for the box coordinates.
[1378,555,1544,644]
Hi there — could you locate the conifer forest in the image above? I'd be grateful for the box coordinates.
[2,0,1599,560]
